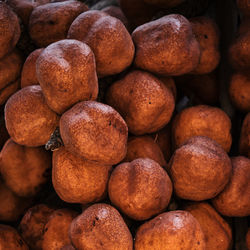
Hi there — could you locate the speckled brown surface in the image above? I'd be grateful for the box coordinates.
[19,204,55,250]
[29,1,88,47]
[172,105,232,152]
[59,101,128,165]
[52,146,112,204]
[184,202,232,250]
[69,203,133,250]
[68,10,134,77]
[4,85,59,147]
[108,158,172,220]
[212,156,250,217]
[36,39,98,114]
[239,113,250,158]
[132,14,200,76]
[190,16,220,74]
[0,2,20,60]
[229,72,250,112]
[0,224,28,250]
[0,50,23,105]
[42,209,78,250]
[0,138,51,197]
[21,48,44,88]
[106,70,175,135]
[134,210,206,250]
[123,136,167,167]
[169,136,232,201]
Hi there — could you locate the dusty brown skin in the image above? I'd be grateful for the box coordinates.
[212,156,250,217]
[68,10,134,78]
[239,113,250,158]
[106,70,175,135]
[0,2,21,59]
[134,210,206,250]
[169,136,232,201]
[108,158,172,220]
[229,24,250,72]
[175,73,219,105]
[172,105,232,152]
[132,14,200,76]
[0,224,28,250]
[184,202,232,250]
[237,0,250,16]
[60,101,128,165]
[52,146,112,204]
[19,204,55,250]
[158,76,177,100]
[36,39,98,114]
[21,48,44,88]
[29,0,88,47]
[102,6,129,30]
[0,50,23,105]
[143,0,186,8]
[190,16,220,74]
[124,136,167,167]
[61,244,76,250]
[42,209,78,250]
[229,73,250,112]
[0,180,31,222]
[0,139,51,197]
[69,203,133,250]
[4,85,59,147]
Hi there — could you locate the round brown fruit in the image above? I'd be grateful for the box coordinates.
[169,136,232,201]
[59,101,128,165]
[69,203,133,250]
[134,210,206,250]
[239,113,250,158]
[108,158,172,220]
[4,85,59,147]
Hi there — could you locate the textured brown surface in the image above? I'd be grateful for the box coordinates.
[169,136,232,201]
[21,48,44,88]
[29,0,88,47]
[190,16,220,74]
[0,224,28,250]
[68,10,134,77]
[42,209,78,250]
[124,136,167,167]
[106,70,175,135]
[36,39,98,114]
[69,203,133,250]
[0,79,20,106]
[239,113,250,158]
[0,139,51,197]
[237,0,250,16]
[134,210,206,250]
[184,202,232,250]
[19,204,55,250]
[108,158,172,220]
[0,180,31,222]
[52,146,111,204]
[212,156,250,217]
[229,73,250,112]
[4,85,59,147]
[172,105,232,152]
[132,14,200,76]
[0,2,21,59]
[60,101,128,165]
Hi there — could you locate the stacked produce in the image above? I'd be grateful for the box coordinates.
[0,0,249,249]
